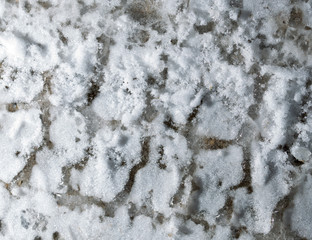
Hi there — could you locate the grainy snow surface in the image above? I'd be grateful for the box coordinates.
[0,0,311,239]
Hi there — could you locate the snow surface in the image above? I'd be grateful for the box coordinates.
[0,0,311,239]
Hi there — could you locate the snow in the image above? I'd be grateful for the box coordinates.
[289,175,312,239]
[0,109,42,182]
[0,0,311,239]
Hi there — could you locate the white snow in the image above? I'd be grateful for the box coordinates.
[0,0,311,239]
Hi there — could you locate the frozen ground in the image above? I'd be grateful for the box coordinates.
[0,0,311,239]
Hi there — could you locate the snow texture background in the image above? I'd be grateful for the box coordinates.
[0,0,311,239]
